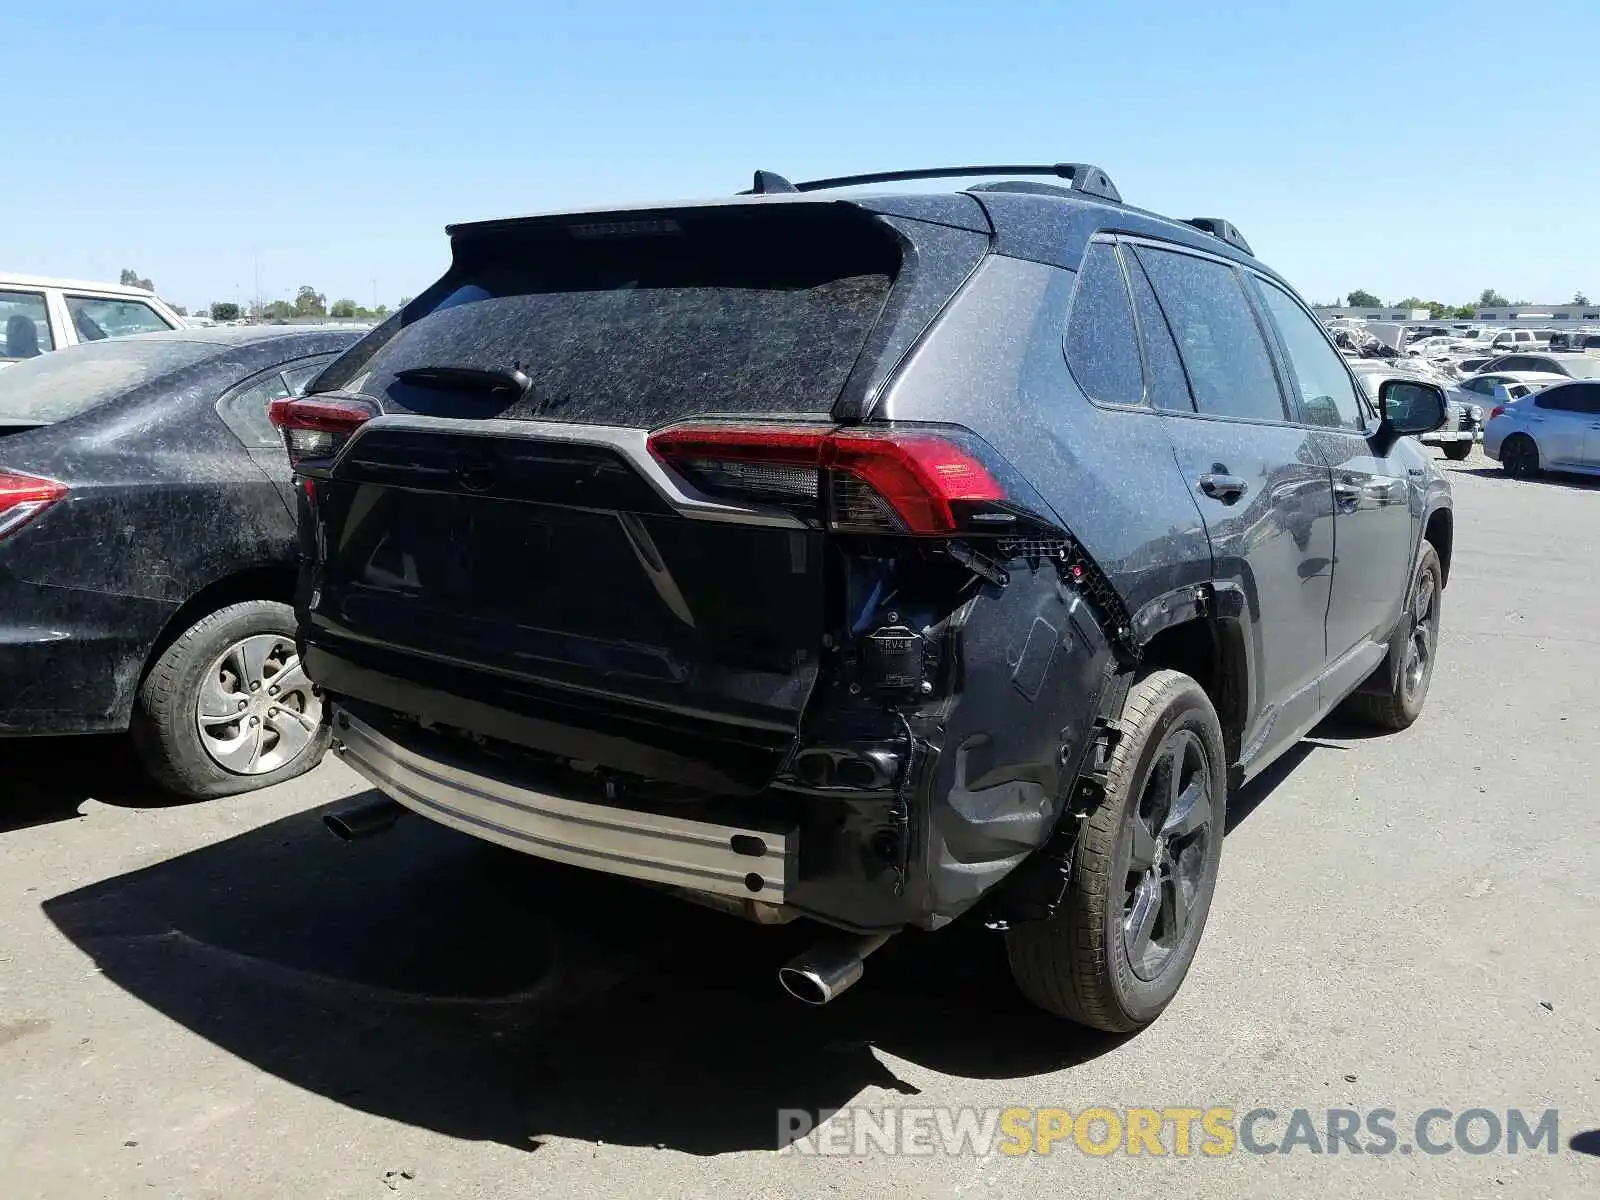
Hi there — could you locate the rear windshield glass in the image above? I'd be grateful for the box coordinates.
[318,209,899,427]
[0,337,216,423]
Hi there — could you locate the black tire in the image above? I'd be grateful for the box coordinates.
[1340,543,1442,731]
[1442,442,1473,461]
[1005,669,1227,1032]
[131,600,329,800]
[1500,434,1540,477]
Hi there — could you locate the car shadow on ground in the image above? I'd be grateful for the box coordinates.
[1452,466,1600,491]
[0,735,176,834]
[41,748,1311,1156]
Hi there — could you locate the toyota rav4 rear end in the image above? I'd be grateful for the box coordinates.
[282,189,1129,1005]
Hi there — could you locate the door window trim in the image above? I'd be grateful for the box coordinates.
[1245,269,1377,429]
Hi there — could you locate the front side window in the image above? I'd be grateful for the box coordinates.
[0,290,53,358]
[1253,277,1366,429]
[1460,377,1495,396]
[1134,246,1286,422]
[64,295,174,342]
[1063,242,1144,407]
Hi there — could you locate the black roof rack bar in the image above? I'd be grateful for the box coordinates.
[1184,217,1253,256]
[741,162,1122,204]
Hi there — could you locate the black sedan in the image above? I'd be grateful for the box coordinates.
[0,326,361,798]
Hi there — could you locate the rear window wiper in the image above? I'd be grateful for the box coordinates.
[394,365,532,399]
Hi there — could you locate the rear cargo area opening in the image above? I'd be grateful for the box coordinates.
[318,203,903,428]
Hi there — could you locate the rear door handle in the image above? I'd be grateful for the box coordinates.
[1197,473,1249,503]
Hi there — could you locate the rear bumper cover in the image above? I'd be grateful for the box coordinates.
[0,580,174,735]
[333,706,797,903]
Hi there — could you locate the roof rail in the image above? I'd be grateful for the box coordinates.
[742,163,1122,204]
[1184,217,1253,256]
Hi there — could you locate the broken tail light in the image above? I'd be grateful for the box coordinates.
[0,470,68,542]
[649,422,1046,537]
[268,395,378,469]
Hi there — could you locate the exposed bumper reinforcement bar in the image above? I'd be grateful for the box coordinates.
[332,707,796,902]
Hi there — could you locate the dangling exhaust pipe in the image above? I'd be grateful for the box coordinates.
[323,796,406,841]
[778,931,894,1005]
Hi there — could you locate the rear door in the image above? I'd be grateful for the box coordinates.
[1530,384,1597,465]
[295,204,931,789]
[1129,242,1336,770]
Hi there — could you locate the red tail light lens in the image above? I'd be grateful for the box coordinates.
[268,396,377,469]
[1490,405,1505,419]
[0,470,69,542]
[649,423,1014,535]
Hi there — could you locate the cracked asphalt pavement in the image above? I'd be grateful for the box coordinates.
[1,459,1596,1198]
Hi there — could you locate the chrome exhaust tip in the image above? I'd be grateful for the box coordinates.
[778,931,893,1005]
[323,796,405,841]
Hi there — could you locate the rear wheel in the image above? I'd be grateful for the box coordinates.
[1500,434,1540,477]
[1341,543,1442,731]
[1005,669,1226,1032]
[131,600,329,800]
[1442,442,1473,461]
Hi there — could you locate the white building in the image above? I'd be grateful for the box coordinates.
[1313,303,1600,326]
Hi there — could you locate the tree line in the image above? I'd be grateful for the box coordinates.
[208,286,413,324]
[1342,288,1591,317]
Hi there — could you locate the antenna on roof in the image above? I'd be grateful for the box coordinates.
[749,170,799,194]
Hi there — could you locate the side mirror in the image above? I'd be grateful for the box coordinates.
[1378,378,1449,436]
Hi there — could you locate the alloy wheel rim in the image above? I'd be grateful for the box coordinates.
[194,634,323,775]
[1403,567,1438,702]
[1122,727,1213,982]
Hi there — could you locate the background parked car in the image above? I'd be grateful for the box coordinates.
[1474,352,1600,379]
[1483,380,1600,478]
[1,273,185,365]
[0,326,359,797]
[1456,369,1568,402]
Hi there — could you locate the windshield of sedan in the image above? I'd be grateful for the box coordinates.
[1556,357,1600,379]
[0,338,216,423]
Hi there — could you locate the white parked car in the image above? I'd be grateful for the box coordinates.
[0,273,185,365]
[1456,370,1569,403]
[1483,380,1600,477]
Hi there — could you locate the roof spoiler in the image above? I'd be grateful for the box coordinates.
[743,163,1123,204]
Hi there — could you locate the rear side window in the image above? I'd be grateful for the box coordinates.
[0,338,215,423]
[65,295,174,341]
[1064,242,1143,407]
[1135,247,1286,422]
[1,290,53,358]
[216,355,336,448]
[316,210,899,428]
[1535,383,1600,414]
[1123,248,1193,412]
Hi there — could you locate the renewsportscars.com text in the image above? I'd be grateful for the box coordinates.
[779,1106,1563,1157]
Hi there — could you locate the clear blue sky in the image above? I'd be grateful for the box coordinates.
[6,1,1597,312]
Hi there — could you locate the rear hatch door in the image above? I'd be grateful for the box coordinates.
[298,200,987,790]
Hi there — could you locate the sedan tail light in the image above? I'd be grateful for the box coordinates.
[268,395,378,469]
[1490,405,1505,420]
[648,422,1039,536]
[0,470,69,542]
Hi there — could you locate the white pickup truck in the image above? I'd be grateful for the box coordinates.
[1,273,185,365]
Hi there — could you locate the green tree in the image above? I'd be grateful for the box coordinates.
[1451,305,1477,319]
[171,304,188,317]
[1573,291,1589,306]
[1346,289,1382,308]
[119,268,154,291]
[373,304,390,319]
[397,295,414,309]
[329,298,358,318]
[210,302,241,322]
[1393,296,1425,311]
[293,286,327,317]
[262,299,295,321]
[1478,288,1510,307]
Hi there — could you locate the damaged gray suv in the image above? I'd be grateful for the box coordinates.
[274,163,1453,1032]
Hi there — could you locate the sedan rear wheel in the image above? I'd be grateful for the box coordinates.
[1500,434,1540,478]
[132,600,331,800]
